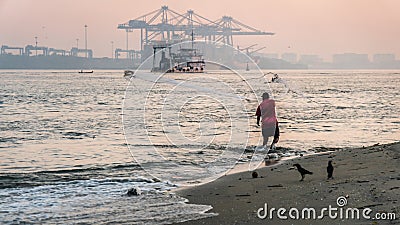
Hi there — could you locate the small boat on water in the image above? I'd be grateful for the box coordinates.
[124,70,134,76]
[123,70,135,80]
[151,31,205,73]
[152,46,205,73]
[78,70,94,74]
[271,73,279,82]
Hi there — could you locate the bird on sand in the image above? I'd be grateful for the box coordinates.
[293,163,313,181]
[327,160,334,179]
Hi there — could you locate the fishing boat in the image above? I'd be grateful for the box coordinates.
[168,47,205,73]
[124,70,134,76]
[151,31,205,73]
[151,45,205,73]
[78,70,94,74]
[271,73,279,82]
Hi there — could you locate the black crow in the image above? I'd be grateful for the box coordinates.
[327,161,334,179]
[252,171,258,178]
[293,163,313,181]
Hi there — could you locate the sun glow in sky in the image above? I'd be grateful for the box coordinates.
[1,0,399,60]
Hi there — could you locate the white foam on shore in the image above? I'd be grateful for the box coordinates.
[0,177,217,224]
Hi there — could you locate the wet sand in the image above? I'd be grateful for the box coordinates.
[177,142,400,224]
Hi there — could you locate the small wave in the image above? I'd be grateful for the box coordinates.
[62,131,95,139]
[0,137,20,143]
[310,146,342,153]
[0,163,140,189]
[131,143,230,150]
[244,145,297,153]
[335,106,352,109]
[0,178,215,225]
[319,88,352,93]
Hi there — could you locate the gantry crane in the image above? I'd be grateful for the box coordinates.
[117,6,274,59]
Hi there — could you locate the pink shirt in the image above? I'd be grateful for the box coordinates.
[256,99,277,128]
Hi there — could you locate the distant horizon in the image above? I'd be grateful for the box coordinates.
[1,0,400,60]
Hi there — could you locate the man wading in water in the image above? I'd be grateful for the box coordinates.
[256,92,280,150]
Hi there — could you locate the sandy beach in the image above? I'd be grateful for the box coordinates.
[178,142,400,225]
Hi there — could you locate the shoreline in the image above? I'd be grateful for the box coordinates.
[177,142,399,224]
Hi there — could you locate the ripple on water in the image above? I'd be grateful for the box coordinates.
[0,70,399,223]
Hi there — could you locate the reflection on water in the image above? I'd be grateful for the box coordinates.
[273,70,399,149]
[0,70,399,223]
[0,71,129,172]
[1,70,399,173]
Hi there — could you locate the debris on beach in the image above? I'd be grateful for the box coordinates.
[127,187,142,196]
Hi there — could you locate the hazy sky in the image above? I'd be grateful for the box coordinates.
[1,0,400,60]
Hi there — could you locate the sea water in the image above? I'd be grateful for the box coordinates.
[0,70,399,224]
